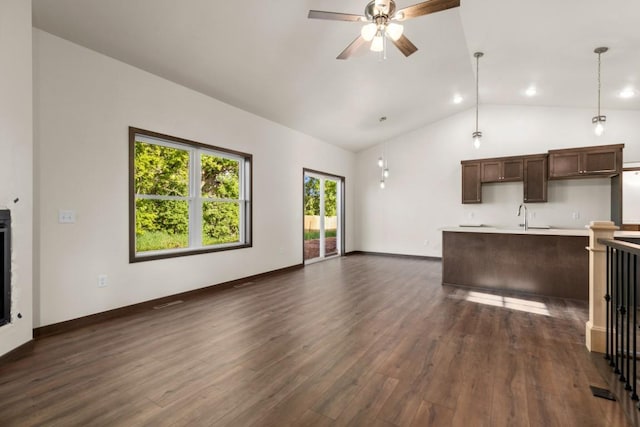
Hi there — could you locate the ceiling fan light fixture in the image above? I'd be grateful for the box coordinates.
[386,22,404,41]
[371,32,384,52]
[308,0,460,60]
[361,23,377,41]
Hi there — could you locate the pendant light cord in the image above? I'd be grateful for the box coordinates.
[597,51,601,117]
[475,54,479,132]
[474,52,482,133]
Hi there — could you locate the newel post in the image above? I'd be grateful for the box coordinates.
[586,221,618,352]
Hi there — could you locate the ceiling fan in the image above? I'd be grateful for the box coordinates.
[308,0,460,59]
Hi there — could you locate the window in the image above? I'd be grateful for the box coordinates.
[129,128,252,262]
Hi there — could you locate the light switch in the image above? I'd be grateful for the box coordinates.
[58,210,76,224]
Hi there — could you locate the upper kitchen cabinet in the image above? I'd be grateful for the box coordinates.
[463,156,538,204]
[548,144,624,179]
[481,157,524,183]
[523,155,548,203]
[461,160,481,204]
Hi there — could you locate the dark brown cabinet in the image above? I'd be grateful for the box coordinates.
[481,158,523,183]
[549,144,623,179]
[461,144,623,210]
[523,155,548,203]
[461,161,481,204]
[463,156,539,204]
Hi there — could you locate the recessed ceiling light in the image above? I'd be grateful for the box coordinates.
[453,94,463,104]
[620,88,636,98]
[525,86,537,97]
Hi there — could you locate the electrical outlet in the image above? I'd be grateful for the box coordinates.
[572,212,581,220]
[97,275,108,288]
[58,209,76,224]
[423,240,429,246]
[468,212,475,219]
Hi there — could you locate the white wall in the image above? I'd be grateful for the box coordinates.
[0,0,33,356]
[355,105,640,257]
[33,30,355,327]
[623,163,640,224]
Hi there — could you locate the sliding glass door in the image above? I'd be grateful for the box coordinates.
[303,170,343,263]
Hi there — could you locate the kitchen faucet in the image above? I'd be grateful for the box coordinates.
[517,203,528,231]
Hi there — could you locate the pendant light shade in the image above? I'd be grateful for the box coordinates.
[361,23,377,41]
[592,47,608,136]
[377,116,389,189]
[472,52,484,149]
[386,22,404,41]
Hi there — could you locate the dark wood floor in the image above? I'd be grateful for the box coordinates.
[0,255,631,426]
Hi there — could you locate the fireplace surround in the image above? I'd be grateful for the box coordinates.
[0,209,10,326]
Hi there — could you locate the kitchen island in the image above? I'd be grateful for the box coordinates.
[442,227,590,299]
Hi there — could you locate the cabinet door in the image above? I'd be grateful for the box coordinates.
[582,149,620,175]
[549,145,622,178]
[502,159,524,182]
[481,159,523,182]
[524,156,548,202]
[549,152,581,178]
[462,162,481,203]
[481,161,501,183]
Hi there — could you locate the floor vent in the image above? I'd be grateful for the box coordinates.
[153,300,184,310]
[589,385,616,401]
[234,281,255,289]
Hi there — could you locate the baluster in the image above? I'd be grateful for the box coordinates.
[626,251,632,390]
[615,248,621,375]
[620,248,626,383]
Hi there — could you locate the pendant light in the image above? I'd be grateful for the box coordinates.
[592,47,608,136]
[377,116,389,189]
[472,52,484,149]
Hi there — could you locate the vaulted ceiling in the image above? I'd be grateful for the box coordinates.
[32,0,640,152]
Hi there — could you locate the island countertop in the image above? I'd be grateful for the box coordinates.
[442,226,640,239]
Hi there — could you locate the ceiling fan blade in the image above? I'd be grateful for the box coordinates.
[396,0,460,20]
[308,10,365,22]
[337,36,367,60]
[391,35,418,57]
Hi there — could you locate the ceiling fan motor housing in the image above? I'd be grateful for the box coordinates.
[366,0,396,20]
